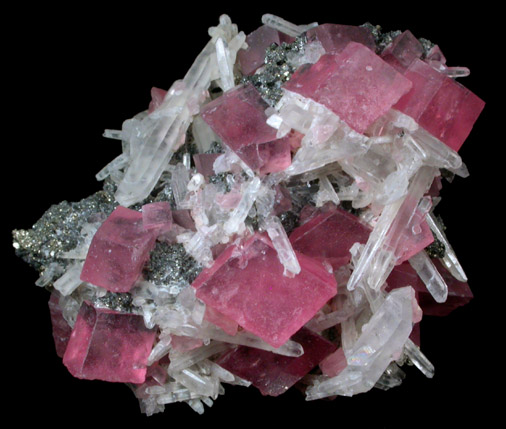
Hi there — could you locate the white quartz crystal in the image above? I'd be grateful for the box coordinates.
[53,262,84,296]
[261,13,317,37]
[262,215,301,276]
[306,287,414,399]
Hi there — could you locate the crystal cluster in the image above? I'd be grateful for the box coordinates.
[12,13,483,415]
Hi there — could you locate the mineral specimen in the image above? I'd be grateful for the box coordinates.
[12,13,484,416]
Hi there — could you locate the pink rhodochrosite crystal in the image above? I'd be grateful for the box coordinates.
[201,83,293,173]
[306,23,376,54]
[193,153,221,179]
[63,302,156,383]
[192,233,337,348]
[394,59,485,151]
[201,83,277,151]
[148,87,168,113]
[290,206,372,270]
[381,30,424,72]
[216,327,337,396]
[237,25,282,75]
[48,292,72,358]
[80,206,157,292]
[142,202,173,233]
[283,42,413,133]
[171,209,197,231]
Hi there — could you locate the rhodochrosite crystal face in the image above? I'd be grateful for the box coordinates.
[12,13,484,416]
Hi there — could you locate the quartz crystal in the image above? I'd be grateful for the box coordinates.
[216,327,336,396]
[12,13,484,415]
[283,42,413,133]
[306,23,376,54]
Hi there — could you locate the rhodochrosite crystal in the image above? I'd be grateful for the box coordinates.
[12,13,484,415]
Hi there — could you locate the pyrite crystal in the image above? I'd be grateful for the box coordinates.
[12,13,484,416]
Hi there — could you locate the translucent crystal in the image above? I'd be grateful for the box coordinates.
[261,13,314,37]
[306,287,414,399]
[347,166,437,291]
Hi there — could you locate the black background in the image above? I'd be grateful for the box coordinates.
[4,2,500,426]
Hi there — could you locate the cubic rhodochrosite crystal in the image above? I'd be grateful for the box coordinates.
[192,233,337,348]
[63,302,156,383]
[80,206,157,292]
[283,42,413,134]
[12,13,484,416]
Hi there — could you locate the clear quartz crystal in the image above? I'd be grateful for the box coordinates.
[147,336,172,366]
[53,262,84,296]
[224,177,261,234]
[35,262,65,287]
[306,287,413,399]
[262,215,301,276]
[409,251,448,303]
[158,317,303,357]
[169,341,230,372]
[169,367,220,398]
[172,163,191,209]
[426,212,468,282]
[261,13,317,37]
[215,38,235,91]
[315,175,340,207]
[347,166,437,291]
[95,153,129,181]
[113,16,243,206]
[403,338,435,378]
[102,129,123,140]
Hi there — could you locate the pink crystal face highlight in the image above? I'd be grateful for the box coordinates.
[236,136,292,174]
[142,202,173,233]
[216,327,337,396]
[394,59,485,151]
[284,42,413,133]
[200,83,292,173]
[80,206,157,293]
[62,302,156,384]
[192,233,337,348]
[171,209,197,231]
[193,153,221,179]
[290,207,372,270]
[201,83,277,151]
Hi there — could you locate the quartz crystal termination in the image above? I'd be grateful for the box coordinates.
[12,13,484,415]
